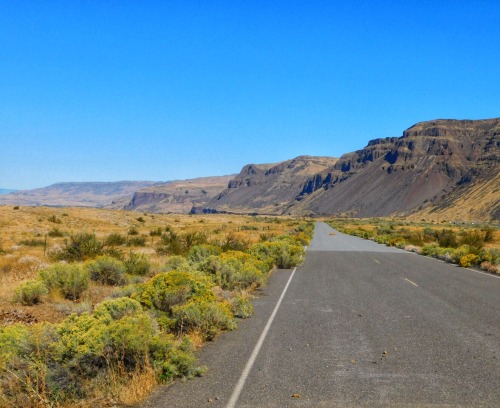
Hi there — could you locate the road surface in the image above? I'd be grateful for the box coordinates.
[141,222,500,407]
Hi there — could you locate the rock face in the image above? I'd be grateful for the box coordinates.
[201,156,339,215]
[123,175,234,214]
[201,118,500,220]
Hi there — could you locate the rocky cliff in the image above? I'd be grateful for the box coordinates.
[200,156,338,215]
[123,175,234,214]
[200,118,500,220]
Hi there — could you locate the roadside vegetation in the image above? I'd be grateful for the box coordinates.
[0,206,313,407]
[327,218,499,274]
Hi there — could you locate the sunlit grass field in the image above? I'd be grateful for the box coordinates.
[327,217,500,273]
[0,205,312,407]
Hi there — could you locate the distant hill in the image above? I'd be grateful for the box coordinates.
[119,175,235,213]
[199,118,500,221]
[199,156,338,215]
[0,181,158,207]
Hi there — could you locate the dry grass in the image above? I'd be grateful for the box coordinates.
[0,206,299,325]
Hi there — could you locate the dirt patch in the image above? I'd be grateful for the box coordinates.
[0,308,39,326]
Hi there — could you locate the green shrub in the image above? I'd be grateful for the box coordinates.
[39,263,90,300]
[221,233,249,251]
[199,255,265,290]
[401,231,424,246]
[48,227,65,237]
[93,297,143,320]
[157,231,209,256]
[241,225,258,231]
[376,224,394,235]
[172,300,235,339]
[459,230,484,252]
[188,244,221,264]
[152,335,205,381]
[53,233,104,262]
[0,323,30,366]
[249,241,303,270]
[388,236,406,248]
[150,227,163,237]
[459,254,478,267]
[163,255,192,272]
[423,227,435,241]
[135,271,215,313]
[18,238,45,247]
[480,248,500,264]
[433,247,457,262]
[0,299,205,406]
[157,230,183,255]
[435,229,458,248]
[104,233,127,246]
[421,244,439,257]
[230,294,254,318]
[482,228,494,243]
[48,215,62,224]
[86,256,126,285]
[259,233,275,242]
[55,299,155,374]
[451,245,472,264]
[127,236,146,247]
[184,232,208,249]
[128,226,139,236]
[112,283,145,299]
[13,280,48,305]
[124,251,151,275]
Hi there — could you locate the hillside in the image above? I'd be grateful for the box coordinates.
[0,181,157,208]
[3,118,498,220]
[200,156,339,215]
[121,175,234,213]
[200,118,500,220]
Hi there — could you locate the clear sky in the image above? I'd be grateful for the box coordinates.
[1,1,499,190]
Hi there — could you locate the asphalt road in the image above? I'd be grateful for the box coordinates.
[141,222,500,407]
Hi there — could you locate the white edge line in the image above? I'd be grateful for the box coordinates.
[225,267,298,408]
[464,267,500,279]
[404,278,419,287]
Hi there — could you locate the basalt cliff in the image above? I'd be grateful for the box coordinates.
[201,118,500,220]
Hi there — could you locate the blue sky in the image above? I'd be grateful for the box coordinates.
[1,1,499,190]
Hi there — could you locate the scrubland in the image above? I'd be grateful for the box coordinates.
[327,218,500,273]
[0,206,313,407]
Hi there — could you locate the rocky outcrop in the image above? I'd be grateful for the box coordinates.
[123,175,234,214]
[200,118,500,220]
[202,156,338,215]
[294,118,500,218]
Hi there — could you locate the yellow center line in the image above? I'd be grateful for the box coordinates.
[404,278,419,287]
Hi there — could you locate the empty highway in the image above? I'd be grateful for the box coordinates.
[141,222,500,407]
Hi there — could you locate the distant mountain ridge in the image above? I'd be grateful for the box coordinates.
[120,175,235,213]
[2,118,498,220]
[0,181,158,208]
